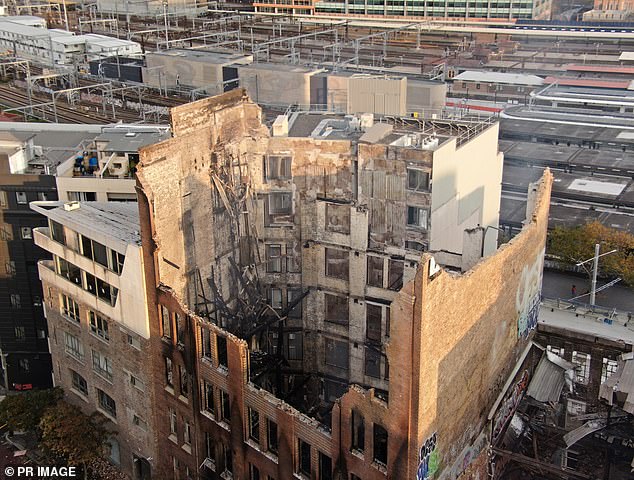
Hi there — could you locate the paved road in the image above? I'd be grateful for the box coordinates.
[542,269,634,312]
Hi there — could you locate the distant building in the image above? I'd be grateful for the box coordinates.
[583,0,634,20]
[95,0,205,17]
[0,137,56,391]
[0,17,142,66]
[255,0,560,20]
[55,126,169,203]
[142,50,446,115]
[451,70,544,103]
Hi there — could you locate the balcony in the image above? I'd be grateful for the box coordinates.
[37,260,121,325]
[33,227,121,289]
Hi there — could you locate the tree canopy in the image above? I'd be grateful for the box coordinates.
[548,221,634,287]
[39,401,109,468]
[0,387,63,433]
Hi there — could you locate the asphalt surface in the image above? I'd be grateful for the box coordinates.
[542,269,634,312]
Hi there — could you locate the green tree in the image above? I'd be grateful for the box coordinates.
[0,387,63,433]
[39,401,110,480]
[548,221,634,287]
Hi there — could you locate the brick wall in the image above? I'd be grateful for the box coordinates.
[137,90,553,480]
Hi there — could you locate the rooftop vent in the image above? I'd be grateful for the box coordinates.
[63,201,80,211]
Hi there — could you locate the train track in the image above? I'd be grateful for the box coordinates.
[0,84,143,124]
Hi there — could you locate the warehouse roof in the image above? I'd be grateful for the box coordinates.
[618,51,634,62]
[453,70,544,86]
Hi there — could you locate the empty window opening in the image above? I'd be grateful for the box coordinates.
[325,248,349,280]
[351,410,365,452]
[325,294,349,325]
[373,424,388,466]
[367,256,384,288]
[298,439,311,477]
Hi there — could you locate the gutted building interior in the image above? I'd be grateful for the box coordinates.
[137,89,552,479]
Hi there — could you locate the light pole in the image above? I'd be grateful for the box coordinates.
[575,244,618,306]
[163,1,169,49]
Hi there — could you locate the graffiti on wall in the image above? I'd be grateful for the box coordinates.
[491,370,529,444]
[516,248,545,338]
[416,432,440,480]
[447,432,488,479]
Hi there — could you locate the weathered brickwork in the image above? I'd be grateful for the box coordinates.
[42,280,156,477]
[137,90,552,480]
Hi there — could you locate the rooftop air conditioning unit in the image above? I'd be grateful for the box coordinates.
[63,201,80,211]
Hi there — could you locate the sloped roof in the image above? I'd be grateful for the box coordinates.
[453,70,544,86]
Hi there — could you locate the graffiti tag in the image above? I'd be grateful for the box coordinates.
[416,432,440,480]
[492,370,529,444]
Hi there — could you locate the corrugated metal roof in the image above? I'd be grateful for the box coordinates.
[544,76,631,89]
[453,70,544,86]
[526,352,573,403]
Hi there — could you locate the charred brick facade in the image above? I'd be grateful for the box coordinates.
[136,90,552,480]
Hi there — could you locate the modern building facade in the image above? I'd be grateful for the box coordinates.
[255,0,554,20]
[0,149,56,390]
[32,201,156,480]
[134,89,552,479]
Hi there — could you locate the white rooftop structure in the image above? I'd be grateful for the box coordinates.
[0,17,141,66]
[453,70,545,86]
[538,302,634,346]
[0,15,46,28]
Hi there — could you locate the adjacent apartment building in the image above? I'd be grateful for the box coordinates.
[0,123,168,392]
[32,201,156,480]
[134,89,552,479]
[0,138,57,390]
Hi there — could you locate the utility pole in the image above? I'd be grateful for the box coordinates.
[575,244,618,307]
[163,1,169,49]
[590,243,600,306]
[62,0,69,31]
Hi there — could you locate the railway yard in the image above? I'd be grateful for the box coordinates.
[1,9,634,234]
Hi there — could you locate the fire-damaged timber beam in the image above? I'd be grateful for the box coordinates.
[245,288,311,339]
[491,447,593,480]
